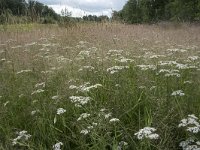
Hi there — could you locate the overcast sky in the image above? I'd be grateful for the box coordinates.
[37,0,127,17]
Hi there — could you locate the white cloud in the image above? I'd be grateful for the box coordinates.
[38,0,127,17]
[49,5,112,17]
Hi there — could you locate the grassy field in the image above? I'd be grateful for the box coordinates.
[0,23,200,150]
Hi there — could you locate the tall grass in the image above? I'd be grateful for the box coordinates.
[0,23,200,150]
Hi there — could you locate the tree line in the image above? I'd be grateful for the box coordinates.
[0,0,110,24]
[112,0,200,23]
[0,0,60,24]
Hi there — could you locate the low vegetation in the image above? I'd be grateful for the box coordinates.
[0,23,200,149]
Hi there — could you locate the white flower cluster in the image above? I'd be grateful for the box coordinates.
[137,65,156,71]
[69,82,102,93]
[171,90,185,96]
[159,61,177,66]
[35,82,45,88]
[31,109,39,115]
[53,142,63,150]
[134,127,159,140]
[179,114,200,133]
[77,113,91,121]
[109,118,120,123]
[149,54,166,59]
[158,69,180,77]
[117,141,128,150]
[78,66,95,72]
[57,108,66,115]
[159,61,197,70]
[80,129,90,135]
[176,63,197,70]
[188,56,199,61]
[180,138,200,150]
[31,89,45,95]
[80,122,98,135]
[69,96,91,107]
[167,48,187,53]
[107,66,129,74]
[52,95,60,100]
[115,57,134,63]
[107,49,123,56]
[78,50,90,57]
[12,130,31,145]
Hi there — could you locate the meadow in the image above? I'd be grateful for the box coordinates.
[0,23,200,150]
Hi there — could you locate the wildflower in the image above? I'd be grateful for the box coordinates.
[105,113,112,119]
[57,108,66,115]
[176,63,189,70]
[179,138,200,150]
[80,129,89,135]
[92,122,98,126]
[150,55,165,59]
[35,82,45,88]
[115,84,120,87]
[31,110,39,115]
[69,96,91,106]
[52,95,59,100]
[159,61,177,66]
[159,69,180,77]
[118,141,128,150]
[100,108,106,112]
[107,49,123,56]
[167,48,187,53]
[12,130,31,145]
[78,50,90,57]
[107,66,129,74]
[31,89,45,95]
[171,90,185,96]
[188,56,199,61]
[87,126,94,130]
[134,127,159,140]
[69,83,102,93]
[137,65,156,71]
[77,113,91,121]
[78,66,95,72]
[178,114,200,134]
[53,142,63,150]
[79,41,88,45]
[116,57,134,63]
[109,118,120,123]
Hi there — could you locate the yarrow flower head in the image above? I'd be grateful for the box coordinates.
[69,83,102,93]
[57,108,66,115]
[31,89,45,95]
[171,90,185,96]
[179,138,200,150]
[69,96,91,107]
[77,113,91,121]
[12,130,31,145]
[53,142,63,150]
[109,118,120,123]
[134,127,159,140]
[80,129,90,135]
[178,114,200,133]
[107,66,129,74]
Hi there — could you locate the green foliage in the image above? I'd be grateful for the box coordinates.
[0,0,59,24]
[113,0,200,23]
